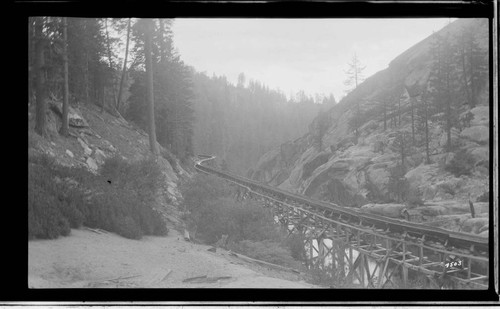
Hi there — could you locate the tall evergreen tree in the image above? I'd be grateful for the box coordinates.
[454,24,488,109]
[60,17,70,137]
[117,18,132,112]
[34,17,47,137]
[143,19,159,156]
[429,32,459,151]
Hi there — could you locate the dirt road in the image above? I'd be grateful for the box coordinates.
[28,228,316,288]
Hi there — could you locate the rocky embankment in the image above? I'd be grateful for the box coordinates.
[249,19,490,237]
[28,99,193,229]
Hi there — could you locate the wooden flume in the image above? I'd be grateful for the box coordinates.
[195,155,489,289]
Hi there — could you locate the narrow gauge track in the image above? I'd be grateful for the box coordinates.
[194,155,489,288]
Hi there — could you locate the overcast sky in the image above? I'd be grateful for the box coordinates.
[172,18,455,101]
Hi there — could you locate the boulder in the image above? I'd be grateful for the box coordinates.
[86,157,98,172]
[366,165,390,194]
[460,126,489,144]
[78,137,92,156]
[468,147,489,165]
[478,230,488,237]
[68,108,89,128]
[469,106,489,127]
[66,149,74,158]
[460,217,489,234]
[478,224,488,234]
[423,185,438,200]
[49,101,89,128]
[405,164,437,191]
[424,201,488,215]
[435,178,465,196]
[93,149,107,165]
[423,215,463,231]
[412,205,450,216]
[433,152,455,167]
[360,203,406,218]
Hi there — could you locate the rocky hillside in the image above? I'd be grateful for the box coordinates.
[249,19,490,236]
[28,98,193,229]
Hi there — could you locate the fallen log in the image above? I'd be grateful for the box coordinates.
[85,227,103,234]
[96,274,141,283]
[182,275,207,283]
[161,269,172,282]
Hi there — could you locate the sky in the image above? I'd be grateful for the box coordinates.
[171,18,455,102]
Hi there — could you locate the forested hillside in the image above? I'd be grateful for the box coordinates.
[28,17,332,174]
[29,18,194,158]
[251,18,490,236]
[192,72,336,174]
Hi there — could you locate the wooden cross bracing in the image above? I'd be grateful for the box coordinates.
[244,189,489,289]
[194,159,489,289]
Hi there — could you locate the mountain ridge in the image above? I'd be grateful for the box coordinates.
[249,18,490,236]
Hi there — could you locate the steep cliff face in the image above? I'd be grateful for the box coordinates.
[251,19,490,235]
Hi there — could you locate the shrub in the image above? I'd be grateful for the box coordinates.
[286,233,306,261]
[445,151,475,176]
[181,173,303,270]
[114,215,143,240]
[439,183,456,196]
[28,166,72,239]
[477,191,489,202]
[229,239,302,269]
[28,153,168,240]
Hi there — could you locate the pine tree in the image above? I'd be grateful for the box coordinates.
[143,19,159,155]
[414,82,432,164]
[116,18,132,112]
[344,53,366,94]
[454,24,488,109]
[391,130,413,169]
[34,17,47,137]
[60,17,70,137]
[429,32,459,151]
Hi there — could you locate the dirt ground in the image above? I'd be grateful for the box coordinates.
[28,228,317,288]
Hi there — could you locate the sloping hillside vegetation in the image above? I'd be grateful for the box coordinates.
[250,18,490,236]
[28,100,192,239]
[28,18,200,240]
[192,72,336,175]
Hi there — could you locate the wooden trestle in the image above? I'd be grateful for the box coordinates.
[235,185,489,289]
[196,156,489,289]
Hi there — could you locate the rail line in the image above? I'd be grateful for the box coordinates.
[194,155,489,288]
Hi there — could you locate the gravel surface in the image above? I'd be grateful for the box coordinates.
[28,228,317,288]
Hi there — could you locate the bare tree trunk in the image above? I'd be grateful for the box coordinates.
[423,96,431,164]
[446,72,452,151]
[459,44,472,108]
[34,17,47,137]
[105,18,117,109]
[29,18,35,105]
[410,97,415,144]
[85,52,90,104]
[60,17,70,137]
[468,38,476,108]
[383,100,387,131]
[144,19,159,156]
[116,18,131,112]
[398,95,401,127]
[158,19,167,64]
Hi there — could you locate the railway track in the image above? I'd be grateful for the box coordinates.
[194,155,490,288]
